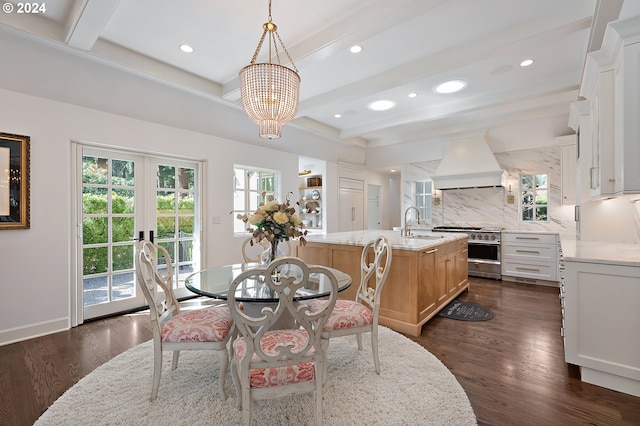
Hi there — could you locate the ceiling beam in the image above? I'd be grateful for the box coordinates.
[65,0,121,50]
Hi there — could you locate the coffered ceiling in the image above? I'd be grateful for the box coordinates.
[1,0,638,153]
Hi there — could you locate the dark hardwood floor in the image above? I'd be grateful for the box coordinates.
[1,278,639,425]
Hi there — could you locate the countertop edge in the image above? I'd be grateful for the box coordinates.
[303,230,466,251]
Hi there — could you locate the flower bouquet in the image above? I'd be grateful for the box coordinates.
[236,192,307,263]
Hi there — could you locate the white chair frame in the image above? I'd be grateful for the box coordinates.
[241,236,292,263]
[320,236,392,375]
[228,257,338,426]
[135,240,232,401]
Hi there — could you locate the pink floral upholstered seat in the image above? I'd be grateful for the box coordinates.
[135,241,233,401]
[232,329,314,388]
[315,236,392,377]
[308,299,373,332]
[228,257,338,426]
[161,305,232,343]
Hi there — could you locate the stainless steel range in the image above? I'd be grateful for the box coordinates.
[432,226,503,280]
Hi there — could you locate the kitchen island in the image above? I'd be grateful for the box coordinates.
[296,230,469,336]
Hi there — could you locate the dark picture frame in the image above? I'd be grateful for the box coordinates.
[0,132,30,229]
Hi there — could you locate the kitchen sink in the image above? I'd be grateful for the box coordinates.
[405,234,445,239]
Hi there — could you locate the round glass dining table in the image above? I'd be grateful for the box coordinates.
[184,262,352,302]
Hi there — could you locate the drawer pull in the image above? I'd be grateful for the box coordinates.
[515,236,540,240]
[516,249,540,254]
[516,267,540,272]
[424,249,438,254]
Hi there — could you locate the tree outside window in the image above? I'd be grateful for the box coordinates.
[520,173,548,222]
[233,165,279,233]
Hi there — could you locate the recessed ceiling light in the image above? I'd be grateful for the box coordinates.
[350,45,363,54]
[390,169,397,173]
[520,59,534,67]
[334,113,342,118]
[434,80,467,94]
[179,44,194,53]
[368,100,396,111]
[408,92,418,98]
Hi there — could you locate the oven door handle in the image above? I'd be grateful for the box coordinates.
[468,240,500,245]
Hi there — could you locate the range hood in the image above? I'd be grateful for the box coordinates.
[432,136,505,190]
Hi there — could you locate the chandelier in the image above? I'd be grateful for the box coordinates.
[239,0,300,139]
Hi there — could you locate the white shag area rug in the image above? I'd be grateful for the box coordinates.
[35,326,476,425]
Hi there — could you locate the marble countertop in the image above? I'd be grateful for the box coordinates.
[303,230,466,251]
[560,237,640,267]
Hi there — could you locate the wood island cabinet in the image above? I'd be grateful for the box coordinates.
[296,233,469,336]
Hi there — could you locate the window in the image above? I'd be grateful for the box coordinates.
[520,173,548,222]
[415,180,433,221]
[233,165,279,233]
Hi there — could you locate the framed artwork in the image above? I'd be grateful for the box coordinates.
[0,132,30,229]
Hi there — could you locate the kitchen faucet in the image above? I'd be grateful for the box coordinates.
[402,206,420,237]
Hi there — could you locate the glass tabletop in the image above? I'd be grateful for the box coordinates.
[184,263,352,302]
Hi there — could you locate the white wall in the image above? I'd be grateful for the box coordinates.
[0,88,358,345]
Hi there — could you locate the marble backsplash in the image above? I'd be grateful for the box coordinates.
[402,146,577,237]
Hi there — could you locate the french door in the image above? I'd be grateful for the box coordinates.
[73,145,202,322]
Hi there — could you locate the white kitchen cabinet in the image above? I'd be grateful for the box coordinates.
[501,232,559,286]
[578,16,640,199]
[557,135,576,205]
[563,258,640,397]
[568,100,592,207]
[339,180,364,232]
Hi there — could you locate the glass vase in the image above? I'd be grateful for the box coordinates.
[261,239,282,265]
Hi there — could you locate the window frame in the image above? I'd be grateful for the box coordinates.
[519,173,549,223]
[233,165,280,233]
[414,180,433,222]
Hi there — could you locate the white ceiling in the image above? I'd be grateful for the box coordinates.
[1,0,639,161]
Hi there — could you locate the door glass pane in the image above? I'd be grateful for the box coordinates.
[157,165,175,188]
[83,247,108,274]
[83,276,108,306]
[157,216,175,238]
[112,217,134,242]
[112,159,134,186]
[83,156,107,184]
[112,272,135,301]
[112,244,134,271]
[83,217,108,244]
[83,188,107,214]
[179,239,193,263]
[178,167,194,190]
[178,192,194,214]
[178,216,194,236]
[112,189,134,214]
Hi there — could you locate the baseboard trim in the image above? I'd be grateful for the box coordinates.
[0,318,69,346]
[502,275,559,287]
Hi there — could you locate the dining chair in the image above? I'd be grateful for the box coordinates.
[241,236,292,263]
[308,236,392,375]
[135,240,234,401]
[227,257,338,426]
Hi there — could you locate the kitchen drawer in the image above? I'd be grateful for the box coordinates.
[502,243,556,262]
[502,232,558,245]
[502,260,557,281]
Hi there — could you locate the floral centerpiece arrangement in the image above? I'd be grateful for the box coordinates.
[236,192,307,263]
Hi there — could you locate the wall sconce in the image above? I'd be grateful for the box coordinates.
[433,189,441,206]
[507,183,515,204]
